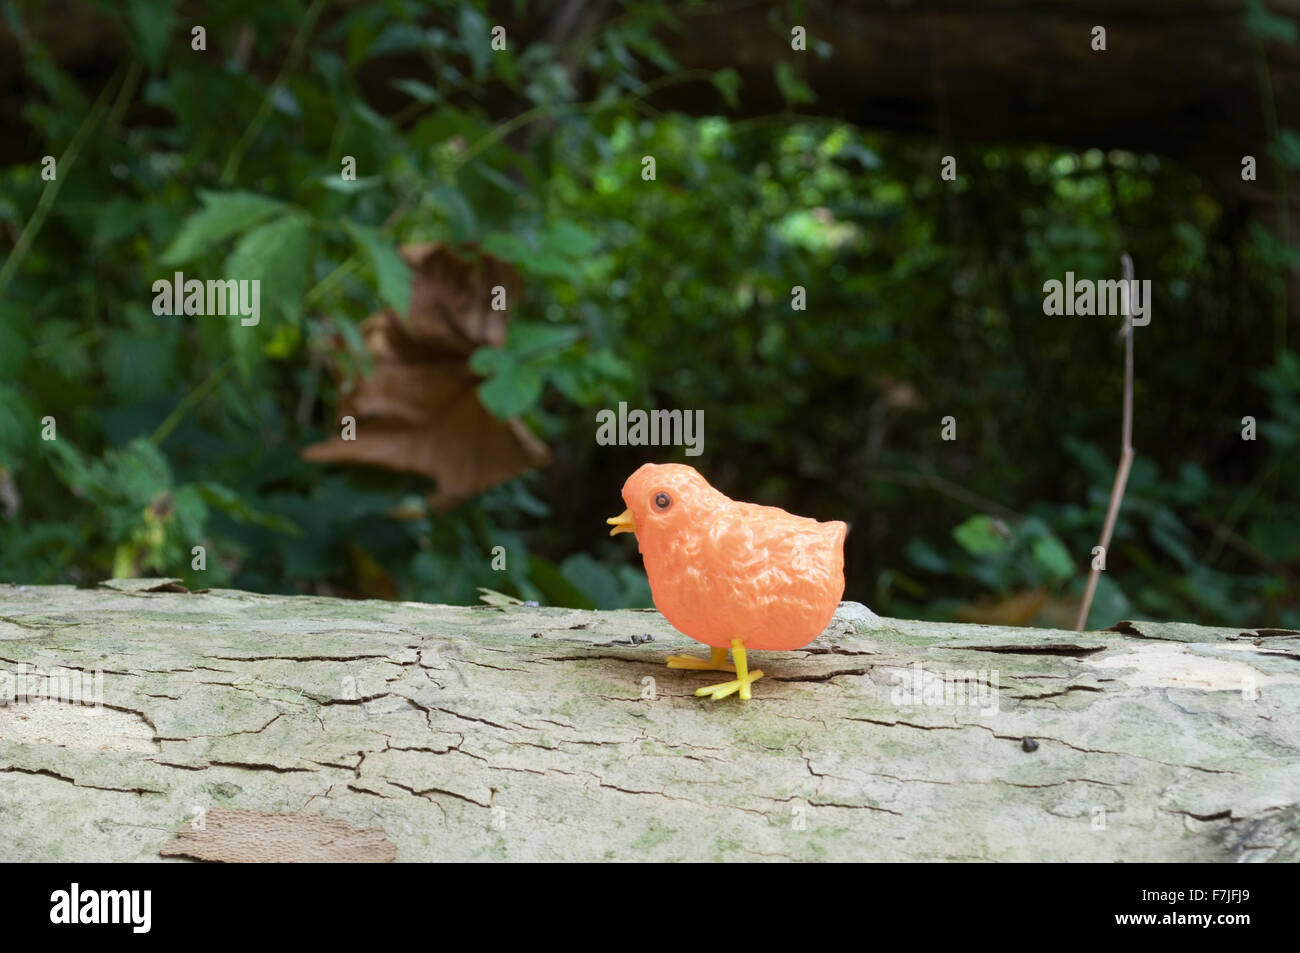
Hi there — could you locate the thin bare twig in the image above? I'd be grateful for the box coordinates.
[1075,253,1136,631]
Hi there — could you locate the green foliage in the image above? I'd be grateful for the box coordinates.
[160,190,287,266]
[344,222,412,315]
[940,515,1075,595]
[1245,0,1298,44]
[1,0,1296,630]
[471,319,585,419]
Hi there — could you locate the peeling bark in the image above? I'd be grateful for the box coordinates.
[0,580,1297,862]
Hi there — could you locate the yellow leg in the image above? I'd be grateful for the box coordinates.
[694,638,764,701]
[666,646,733,671]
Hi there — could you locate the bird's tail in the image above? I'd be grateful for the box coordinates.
[826,519,848,552]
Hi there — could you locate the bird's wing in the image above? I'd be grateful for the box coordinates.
[700,502,844,584]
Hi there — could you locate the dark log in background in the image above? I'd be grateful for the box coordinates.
[2,1,1297,307]
[4,1,1296,163]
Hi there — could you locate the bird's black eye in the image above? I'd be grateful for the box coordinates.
[653,492,671,511]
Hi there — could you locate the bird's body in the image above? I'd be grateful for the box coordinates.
[643,497,846,651]
[608,463,847,699]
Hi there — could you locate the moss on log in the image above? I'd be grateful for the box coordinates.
[1,580,1297,862]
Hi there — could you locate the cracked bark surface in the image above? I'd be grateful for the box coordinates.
[1,580,1297,862]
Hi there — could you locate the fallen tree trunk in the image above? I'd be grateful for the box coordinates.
[1,579,1297,862]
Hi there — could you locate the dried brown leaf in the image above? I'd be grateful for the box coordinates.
[302,244,550,509]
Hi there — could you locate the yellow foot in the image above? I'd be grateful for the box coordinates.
[692,638,763,701]
[666,646,733,671]
[696,670,764,701]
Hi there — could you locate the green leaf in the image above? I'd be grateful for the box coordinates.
[559,552,623,609]
[196,482,301,535]
[433,184,478,241]
[1029,534,1075,583]
[458,5,491,80]
[712,68,741,109]
[1244,0,1298,43]
[953,515,1014,556]
[111,439,172,505]
[127,0,176,70]
[548,348,631,404]
[837,139,883,170]
[468,163,522,195]
[522,252,580,281]
[1260,419,1297,448]
[625,32,678,73]
[477,362,544,418]
[51,437,172,511]
[352,99,392,132]
[345,222,411,315]
[615,564,654,609]
[345,14,382,67]
[506,320,582,359]
[390,78,442,104]
[1083,574,1131,629]
[1174,463,1210,504]
[480,232,533,263]
[773,62,815,105]
[467,346,513,377]
[1250,220,1300,269]
[1182,565,1236,618]
[542,220,600,257]
[905,537,949,573]
[1149,507,1196,569]
[370,22,428,58]
[1270,128,1300,170]
[223,212,313,324]
[526,555,596,610]
[161,191,286,266]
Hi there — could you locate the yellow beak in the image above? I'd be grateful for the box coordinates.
[606,508,636,537]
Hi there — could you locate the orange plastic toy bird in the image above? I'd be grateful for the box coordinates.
[607,463,847,700]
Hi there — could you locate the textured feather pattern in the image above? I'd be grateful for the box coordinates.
[621,464,846,651]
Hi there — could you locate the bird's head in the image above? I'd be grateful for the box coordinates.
[606,463,722,546]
